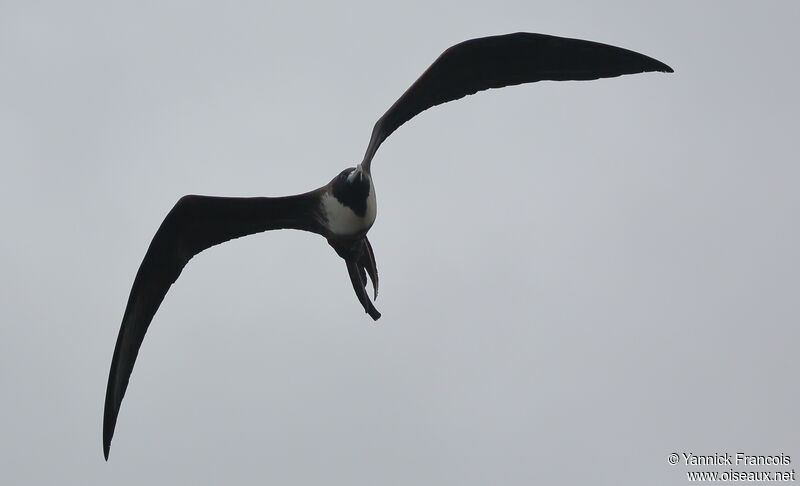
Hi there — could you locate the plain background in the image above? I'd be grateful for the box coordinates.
[1,1,797,484]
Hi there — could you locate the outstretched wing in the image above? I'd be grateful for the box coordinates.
[361,32,673,169]
[103,192,324,459]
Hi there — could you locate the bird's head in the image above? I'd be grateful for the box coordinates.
[330,165,373,214]
[333,165,371,191]
[342,165,365,183]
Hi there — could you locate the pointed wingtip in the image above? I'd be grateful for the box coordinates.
[103,421,113,460]
[103,392,118,462]
[648,57,674,74]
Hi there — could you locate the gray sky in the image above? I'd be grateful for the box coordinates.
[1,1,798,484]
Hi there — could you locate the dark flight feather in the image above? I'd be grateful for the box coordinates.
[103,193,324,459]
[361,32,673,169]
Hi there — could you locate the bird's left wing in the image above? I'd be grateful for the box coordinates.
[103,192,324,459]
[361,32,673,170]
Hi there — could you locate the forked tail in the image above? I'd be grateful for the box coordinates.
[330,236,380,320]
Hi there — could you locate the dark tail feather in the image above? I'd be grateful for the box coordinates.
[358,265,367,291]
[360,237,379,300]
[346,260,381,320]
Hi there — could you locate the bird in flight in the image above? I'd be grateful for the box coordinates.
[103,32,672,459]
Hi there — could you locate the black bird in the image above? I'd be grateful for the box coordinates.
[103,32,672,459]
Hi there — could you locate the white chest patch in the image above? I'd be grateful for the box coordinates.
[321,181,377,237]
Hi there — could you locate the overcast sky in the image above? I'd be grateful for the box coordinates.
[1,1,798,484]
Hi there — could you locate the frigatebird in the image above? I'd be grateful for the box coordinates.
[103,32,672,459]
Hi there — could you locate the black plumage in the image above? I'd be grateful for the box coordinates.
[360,33,672,169]
[103,32,672,459]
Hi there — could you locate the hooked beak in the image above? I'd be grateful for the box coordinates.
[347,165,364,183]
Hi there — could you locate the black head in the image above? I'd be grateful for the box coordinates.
[331,167,371,217]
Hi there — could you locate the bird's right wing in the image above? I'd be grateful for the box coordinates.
[103,192,324,459]
[361,32,673,170]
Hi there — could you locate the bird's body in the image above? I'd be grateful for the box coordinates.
[322,167,377,238]
[102,32,673,459]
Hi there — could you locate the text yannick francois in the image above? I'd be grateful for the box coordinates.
[680,452,791,466]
